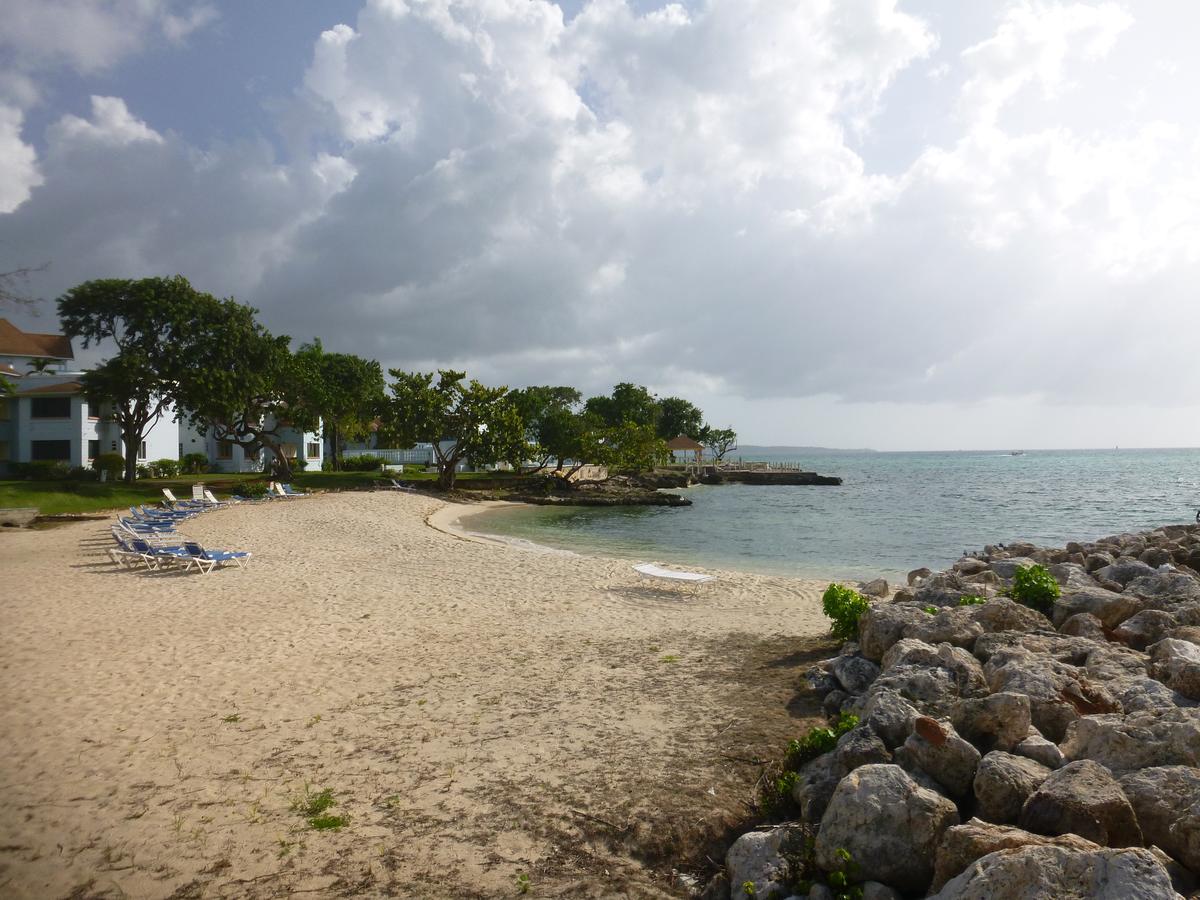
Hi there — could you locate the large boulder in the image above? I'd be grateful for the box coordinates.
[1148,637,1200,700]
[952,692,1031,753]
[967,598,1051,635]
[725,825,808,900]
[830,652,881,695]
[1125,571,1200,604]
[902,608,984,650]
[1112,609,1180,650]
[866,663,967,720]
[1094,559,1157,587]
[973,751,1052,825]
[973,631,1096,665]
[834,723,892,774]
[856,688,919,749]
[859,603,929,662]
[988,558,1036,580]
[896,717,982,800]
[1052,588,1144,629]
[1018,760,1142,847]
[881,637,940,672]
[860,577,890,598]
[984,647,1119,742]
[814,764,959,895]
[789,752,841,822]
[1060,612,1109,641]
[1119,766,1200,873]
[931,845,1179,899]
[931,819,1099,892]
[1060,708,1200,772]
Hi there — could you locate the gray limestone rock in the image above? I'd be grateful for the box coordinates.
[1018,760,1142,847]
[930,819,1099,892]
[973,751,1052,825]
[1059,708,1200,772]
[952,691,1031,753]
[1119,765,1200,873]
[815,764,959,895]
[930,845,1178,899]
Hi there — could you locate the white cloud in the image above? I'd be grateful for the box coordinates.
[51,96,164,147]
[0,104,42,212]
[0,0,1198,449]
[0,0,219,75]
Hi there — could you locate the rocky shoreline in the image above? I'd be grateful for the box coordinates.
[706,524,1200,899]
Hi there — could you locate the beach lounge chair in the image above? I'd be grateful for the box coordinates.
[278,482,309,498]
[181,541,251,571]
[203,489,233,507]
[386,478,416,492]
[126,537,202,571]
[633,563,716,591]
[162,488,206,510]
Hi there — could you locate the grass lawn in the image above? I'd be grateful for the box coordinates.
[0,469,510,516]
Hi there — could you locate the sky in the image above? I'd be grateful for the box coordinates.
[1,0,1198,451]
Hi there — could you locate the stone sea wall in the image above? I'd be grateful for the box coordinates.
[706,524,1200,899]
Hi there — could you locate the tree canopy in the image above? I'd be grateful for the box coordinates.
[383,369,525,490]
[295,340,385,471]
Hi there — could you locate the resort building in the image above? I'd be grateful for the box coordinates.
[0,318,321,475]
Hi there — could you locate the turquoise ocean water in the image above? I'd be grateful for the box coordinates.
[463,449,1200,581]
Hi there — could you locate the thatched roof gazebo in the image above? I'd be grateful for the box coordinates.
[666,434,705,467]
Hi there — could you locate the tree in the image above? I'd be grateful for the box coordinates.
[174,297,306,479]
[0,263,48,313]
[294,340,385,470]
[383,369,525,490]
[584,382,660,430]
[704,427,738,461]
[58,276,208,483]
[656,396,705,440]
[507,385,582,470]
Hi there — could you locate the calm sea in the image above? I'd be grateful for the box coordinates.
[463,448,1200,582]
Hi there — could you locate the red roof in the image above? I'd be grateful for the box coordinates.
[14,380,83,396]
[0,318,74,360]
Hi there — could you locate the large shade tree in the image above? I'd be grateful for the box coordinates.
[584,382,661,430]
[507,385,582,470]
[174,297,308,479]
[383,369,525,490]
[57,275,211,482]
[656,396,705,440]
[295,340,385,470]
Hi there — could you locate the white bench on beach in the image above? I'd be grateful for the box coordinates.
[633,562,715,588]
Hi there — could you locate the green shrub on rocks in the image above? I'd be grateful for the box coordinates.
[1010,563,1060,615]
[784,713,859,771]
[958,594,987,606]
[821,584,871,641]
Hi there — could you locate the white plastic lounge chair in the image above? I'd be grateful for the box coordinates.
[387,478,416,492]
[204,489,233,506]
[182,541,251,571]
[633,563,715,589]
[162,488,205,510]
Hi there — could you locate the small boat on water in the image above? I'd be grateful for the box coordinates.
[1011,450,1026,456]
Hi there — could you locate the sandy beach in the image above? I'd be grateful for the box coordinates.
[0,491,833,898]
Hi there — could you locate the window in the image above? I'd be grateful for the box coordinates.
[138,441,147,460]
[86,401,99,421]
[88,440,100,460]
[30,396,72,418]
[0,398,9,421]
[31,439,71,461]
[217,441,233,460]
[307,441,320,459]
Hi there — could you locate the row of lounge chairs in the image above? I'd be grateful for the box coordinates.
[230,482,310,502]
[107,487,253,575]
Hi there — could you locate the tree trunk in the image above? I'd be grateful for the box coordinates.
[331,422,340,471]
[438,461,456,491]
[122,429,139,483]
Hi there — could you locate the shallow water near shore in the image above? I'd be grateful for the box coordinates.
[465,448,1200,581]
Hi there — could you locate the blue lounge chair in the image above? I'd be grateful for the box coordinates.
[182,542,251,572]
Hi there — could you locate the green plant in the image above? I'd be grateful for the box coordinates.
[293,787,335,817]
[515,872,531,894]
[821,584,871,642]
[922,605,938,615]
[93,453,126,482]
[237,481,271,498]
[340,454,384,472]
[1010,563,1060,615]
[742,881,757,898]
[308,814,348,830]
[826,847,863,900]
[291,456,308,472]
[784,713,859,771]
[151,458,180,478]
[957,595,987,606]
[180,452,209,474]
[13,460,72,480]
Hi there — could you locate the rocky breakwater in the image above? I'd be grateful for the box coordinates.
[708,524,1200,899]
[478,473,692,507]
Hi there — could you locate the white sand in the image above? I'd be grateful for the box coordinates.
[0,491,832,898]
